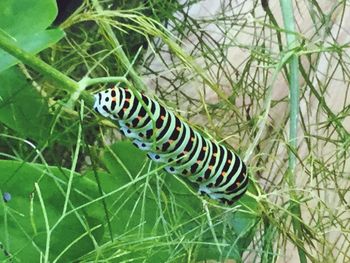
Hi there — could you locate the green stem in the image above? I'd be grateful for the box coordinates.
[91,0,146,91]
[34,183,50,263]
[81,76,131,88]
[0,32,94,106]
[279,1,307,262]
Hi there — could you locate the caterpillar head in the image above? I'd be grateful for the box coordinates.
[93,88,120,119]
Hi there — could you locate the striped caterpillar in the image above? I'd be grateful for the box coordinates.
[93,87,248,205]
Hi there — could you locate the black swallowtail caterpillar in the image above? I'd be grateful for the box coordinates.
[93,86,248,205]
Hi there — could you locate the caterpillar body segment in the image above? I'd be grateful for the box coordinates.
[94,87,248,205]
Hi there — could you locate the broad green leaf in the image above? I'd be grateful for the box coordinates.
[0,160,104,262]
[0,30,64,72]
[0,0,58,36]
[0,0,64,71]
[0,142,258,262]
[229,183,260,254]
[0,67,52,141]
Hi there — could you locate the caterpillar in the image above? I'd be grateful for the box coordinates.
[93,86,248,205]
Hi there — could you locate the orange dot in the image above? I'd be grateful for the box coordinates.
[125,98,130,102]
[221,172,226,176]
[202,146,207,151]
[213,153,217,157]
[176,126,181,131]
[123,108,127,112]
[160,115,165,120]
[228,159,231,164]
[191,137,195,142]
[236,181,241,186]
[137,116,142,120]
[196,160,201,164]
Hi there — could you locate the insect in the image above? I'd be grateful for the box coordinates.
[93,86,248,205]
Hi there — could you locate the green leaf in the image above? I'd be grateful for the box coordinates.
[0,67,52,142]
[0,30,64,72]
[102,141,148,178]
[0,0,58,35]
[0,160,104,262]
[0,142,258,262]
[0,0,64,71]
[98,141,255,262]
[229,183,260,254]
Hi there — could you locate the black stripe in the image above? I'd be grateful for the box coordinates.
[146,129,153,139]
[214,150,233,187]
[111,100,116,111]
[189,139,207,173]
[117,90,124,118]
[156,107,167,129]
[204,144,222,179]
[214,173,224,186]
[102,105,110,113]
[177,133,201,165]
[125,98,139,119]
[225,173,248,193]
[165,123,187,155]
[190,163,198,174]
[138,106,147,117]
[197,138,207,161]
[111,89,116,97]
[176,129,196,164]
[156,112,172,140]
[125,90,131,99]
[142,94,149,104]
[131,118,140,127]
[169,117,181,140]
[219,152,241,187]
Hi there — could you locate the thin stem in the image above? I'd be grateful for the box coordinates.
[62,101,83,215]
[80,76,132,88]
[244,50,294,163]
[279,0,307,262]
[34,183,50,263]
[91,0,146,91]
[280,0,299,177]
[0,32,94,106]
